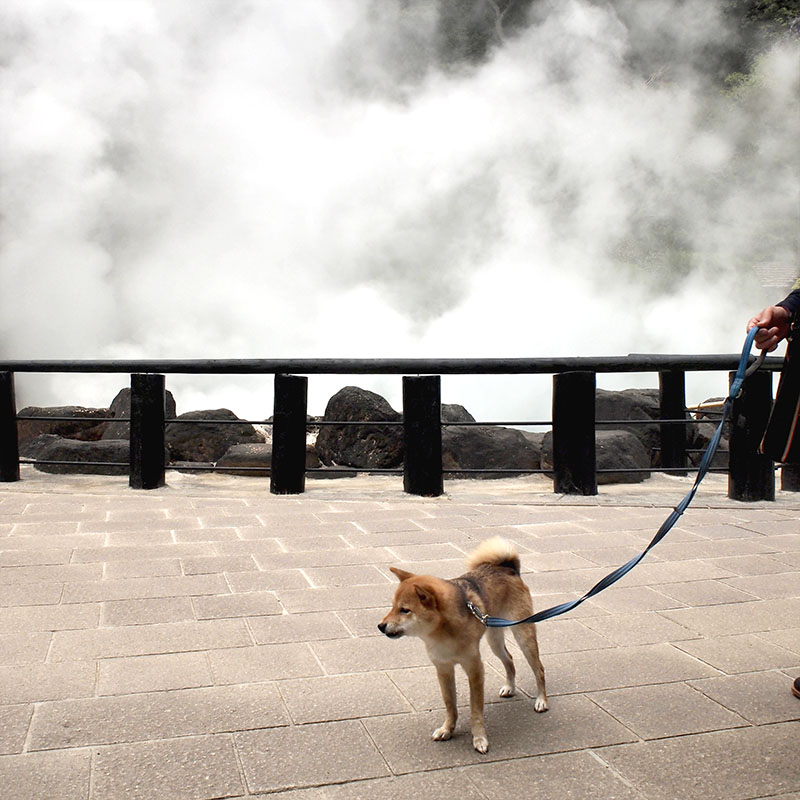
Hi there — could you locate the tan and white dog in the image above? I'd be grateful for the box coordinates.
[378,536,547,753]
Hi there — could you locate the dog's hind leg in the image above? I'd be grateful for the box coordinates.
[486,628,516,697]
[511,624,548,712]
[432,663,458,742]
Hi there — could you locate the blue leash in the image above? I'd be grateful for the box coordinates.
[468,326,764,628]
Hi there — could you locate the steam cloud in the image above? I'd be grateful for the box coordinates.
[1,0,797,420]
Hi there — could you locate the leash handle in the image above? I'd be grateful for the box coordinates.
[481,327,765,628]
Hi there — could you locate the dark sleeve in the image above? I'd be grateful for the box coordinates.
[778,289,800,317]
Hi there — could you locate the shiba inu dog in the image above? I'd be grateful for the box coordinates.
[378,536,548,753]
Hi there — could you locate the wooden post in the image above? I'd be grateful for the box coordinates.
[728,370,774,501]
[659,369,687,474]
[271,374,307,495]
[552,371,597,495]
[403,375,443,497]
[0,372,20,482]
[129,373,166,490]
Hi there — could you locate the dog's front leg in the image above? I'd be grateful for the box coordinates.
[464,656,488,753]
[432,663,457,741]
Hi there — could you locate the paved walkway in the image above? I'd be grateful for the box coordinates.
[0,468,798,800]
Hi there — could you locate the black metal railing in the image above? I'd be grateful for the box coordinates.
[0,353,787,499]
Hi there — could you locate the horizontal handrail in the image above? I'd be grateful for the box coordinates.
[0,354,784,374]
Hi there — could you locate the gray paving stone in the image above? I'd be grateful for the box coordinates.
[192,590,282,619]
[724,571,800,599]
[385,664,527,712]
[72,543,214,563]
[100,596,195,626]
[362,694,636,773]
[0,563,102,584]
[311,634,431,674]
[0,581,70,607]
[62,573,229,603]
[580,611,699,646]
[688,671,800,724]
[180,554,259,575]
[0,750,90,800]
[654,579,758,606]
[0,547,72,566]
[92,735,243,800]
[674,633,800,673]
[235,720,390,793]
[325,770,487,799]
[29,683,288,749]
[248,611,351,643]
[0,473,797,799]
[760,627,800,655]
[98,651,213,695]
[0,661,96,703]
[663,597,800,637]
[585,584,686,613]
[0,704,32,754]
[601,722,800,800]
[587,682,748,739]
[542,643,720,695]
[50,619,252,660]
[465,750,644,800]
[208,642,324,684]
[535,618,616,655]
[225,569,311,592]
[103,558,183,579]
[252,546,394,569]
[301,564,389,588]
[276,583,392,613]
[280,672,412,723]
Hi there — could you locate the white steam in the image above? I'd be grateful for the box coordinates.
[1,0,797,421]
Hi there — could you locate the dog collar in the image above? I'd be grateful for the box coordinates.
[465,600,488,626]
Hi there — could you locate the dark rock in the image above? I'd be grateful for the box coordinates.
[102,388,177,440]
[595,388,698,467]
[20,433,63,460]
[594,429,652,483]
[541,429,651,484]
[17,406,109,445]
[441,404,476,423]
[689,421,729,469]
[315,387,404,469]
[32,438,129,475]
[166,409,262,463]
[595,388,660,464]
[442,426,540,479]
[215,443,321,477]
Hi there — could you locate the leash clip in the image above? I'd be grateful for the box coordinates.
[466,600,488,626]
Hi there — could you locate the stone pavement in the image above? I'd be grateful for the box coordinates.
[0,467,798,800]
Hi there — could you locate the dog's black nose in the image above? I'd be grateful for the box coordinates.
[378,622,387,633]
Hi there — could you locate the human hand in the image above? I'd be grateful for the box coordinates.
[747,305,792,351]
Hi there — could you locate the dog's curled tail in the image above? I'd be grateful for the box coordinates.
[466,536,521,575]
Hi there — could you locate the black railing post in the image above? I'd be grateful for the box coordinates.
[403,375,443,497]
[659,369,687,473]
[552,371,597,495]
[781,465,800,492]
[271,374,307,495]
[728,370,774,501]
[129,373,166,490]
[0,372,20,482]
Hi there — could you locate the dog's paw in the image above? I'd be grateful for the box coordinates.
[432,726,453,742]
[534,697,549,713]
[499,684,515,698]
[472,735,489,754]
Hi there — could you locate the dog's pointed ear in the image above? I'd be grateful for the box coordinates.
[390,567,414,582]
[414,583,438,609]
